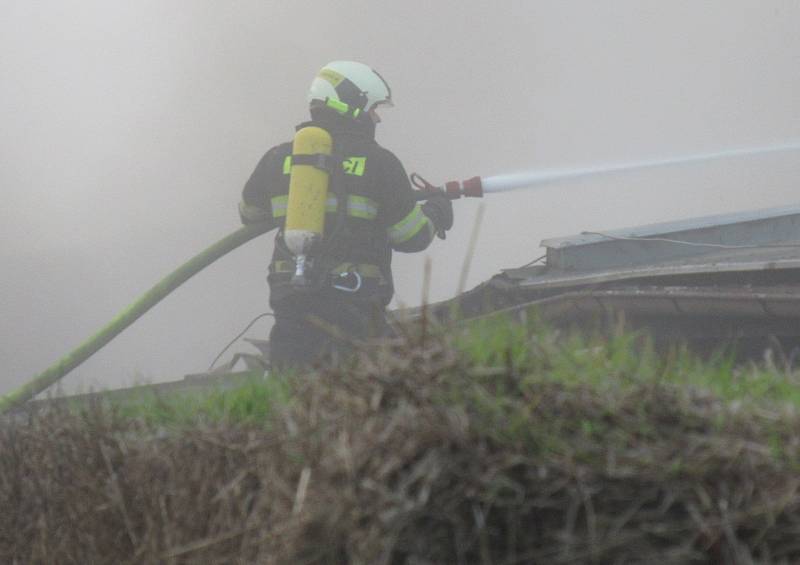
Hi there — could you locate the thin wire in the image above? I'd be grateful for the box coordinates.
[208,312,274,371]
[581,231,800,251]
[518,254,547,268]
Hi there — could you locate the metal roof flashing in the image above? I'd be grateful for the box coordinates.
[540,203,800,272]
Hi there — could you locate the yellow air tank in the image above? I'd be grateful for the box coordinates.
[285,126,333,285]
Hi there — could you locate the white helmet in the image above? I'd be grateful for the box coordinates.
[308,61,393,119]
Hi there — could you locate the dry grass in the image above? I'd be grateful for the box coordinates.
[3,326,800,564]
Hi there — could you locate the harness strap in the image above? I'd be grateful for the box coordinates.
[272,260,386,284]
[282,154,366,177]
[290,153,336,173]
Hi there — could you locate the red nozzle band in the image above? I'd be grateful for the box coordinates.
[417,174,483,200]
[444,181,461,199]
[462,176,483,198]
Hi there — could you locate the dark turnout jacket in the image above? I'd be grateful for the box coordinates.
[239,110,436,309]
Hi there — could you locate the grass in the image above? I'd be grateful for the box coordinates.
[459,313,800,410]
[5,315,800,563]
[109,372,291,427]
[105,313,800,428]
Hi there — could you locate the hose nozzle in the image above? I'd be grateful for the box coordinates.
[410,173,484,200]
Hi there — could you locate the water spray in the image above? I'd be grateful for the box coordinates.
[3,141,799,414]
[413,141,800,200]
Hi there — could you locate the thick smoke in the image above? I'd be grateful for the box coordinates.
[1,0,799,394]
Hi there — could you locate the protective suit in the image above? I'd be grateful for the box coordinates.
[239,62,452,368]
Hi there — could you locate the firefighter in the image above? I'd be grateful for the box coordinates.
[239,60,453,368]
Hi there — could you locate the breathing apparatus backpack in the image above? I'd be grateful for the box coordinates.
[283,125,344,287]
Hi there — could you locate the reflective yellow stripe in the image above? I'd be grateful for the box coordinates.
[319,69,346,87]
[282,155,292,175]
[272,192,375,220]
[271,195,289,217]
[347,195,377,219]
[388,205,430,243]
[319,195,377,220]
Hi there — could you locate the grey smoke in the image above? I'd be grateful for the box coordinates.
[2,0,799,395]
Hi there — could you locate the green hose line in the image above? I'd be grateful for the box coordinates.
[0,222,272,414]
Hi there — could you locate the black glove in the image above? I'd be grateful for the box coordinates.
[421,193,454,238]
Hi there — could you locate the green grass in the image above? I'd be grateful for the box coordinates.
[110,372,291,426]
[446,315,800,467]
[458,313,800,409]
[108,314,800,427]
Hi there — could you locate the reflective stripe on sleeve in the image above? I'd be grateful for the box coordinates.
[388,205,431,244]
[271,195,289,217]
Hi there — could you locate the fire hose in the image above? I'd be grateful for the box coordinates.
[2,140,798,413]
[0,224,271,413]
